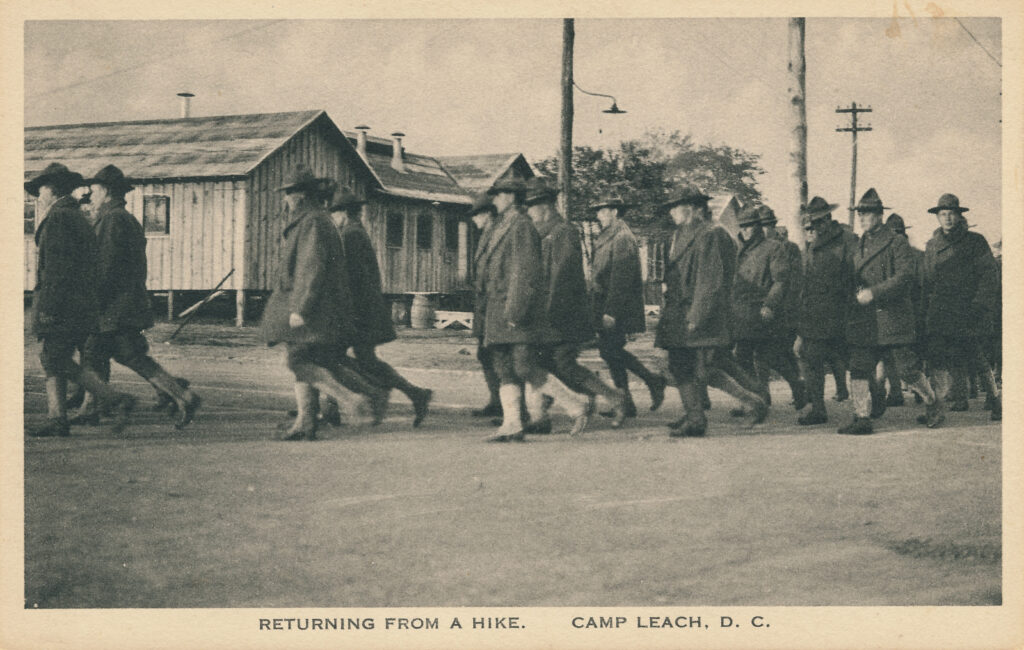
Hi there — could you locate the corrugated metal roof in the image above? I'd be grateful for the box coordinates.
[343,131,471,205]
[436,153,524,194]
[25,110,333,180]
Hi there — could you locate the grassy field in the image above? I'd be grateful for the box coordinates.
[22,322,1002,608]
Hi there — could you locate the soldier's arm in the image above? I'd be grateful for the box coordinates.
[970,237,999,315]
[869,235,914,301]
[604,234,637,323]
[505,221,541,326]
[764,243,790,313]
[289,219,328,322]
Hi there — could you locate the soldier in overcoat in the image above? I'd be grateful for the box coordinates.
[329,188,432,427]
[757,205,805,404]
[794,197,859,425]
[922,193,1001,421]
[877,213,922,407]
[476,178,584,441]
[260,166,388,440]
[730,204,806,416]
[589,195,667,420]
[27,163,135,437]
[467,193,507,419]
[655,185,767,437]
[73,164,201,428]
[841,188,942,434]
[523,177,623,433]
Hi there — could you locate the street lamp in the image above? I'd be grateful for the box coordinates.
[573,80,626,114]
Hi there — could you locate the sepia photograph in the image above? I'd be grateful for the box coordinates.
[4,1,1022,648]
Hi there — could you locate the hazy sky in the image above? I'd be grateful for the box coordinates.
[25,17,1002,247]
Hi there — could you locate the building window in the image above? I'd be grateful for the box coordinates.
[444,214,459,252]
[386,212,404,248]
[24,197,36,234]
[416,213,433,250]
[143,195,170,235]
[647,241,666,282]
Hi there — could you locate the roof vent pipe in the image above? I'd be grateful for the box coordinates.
[390,132,406,173]
[177,92,195,118]
[355,125,370,159]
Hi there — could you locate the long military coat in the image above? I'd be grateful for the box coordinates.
[92,200,155,333]
[477,205,546,346]
[32,195,99,339]
[536,215,593,344]
[769,231,803,334]
[656,219,735,349]
[471,218,496,339]
[339,219,396,346]
[798,220,858,341]
[923,223,1000,338]
[260,199,355,347]
[731,229,792,341]
[845,222,917,347]
[589,218,646,334]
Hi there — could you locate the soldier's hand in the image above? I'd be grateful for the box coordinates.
[760,306,774,321]
[602,314,616,329]
[686,322,697,334]
[289,312,305,328]
[856,288,874,305]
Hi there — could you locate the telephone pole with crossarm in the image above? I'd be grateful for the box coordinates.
[836,102,872,227]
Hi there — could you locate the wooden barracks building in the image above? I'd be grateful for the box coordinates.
[24,107,534,326]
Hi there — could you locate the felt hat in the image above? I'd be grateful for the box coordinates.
[661,184,711,210]
[757,204,778,225]
[487,177,527,196]
[885,213,909,234]
[927,193,969,214]
[524,177,558,205]
[854,187,889,213]
[588,194,631,211]
[737,204,764,227]
[84,164,135,194]
[277,165,320,192]
[24,162,85,197]
[468,192,496,216]
[328,187,367,212]
[800,196,839,223]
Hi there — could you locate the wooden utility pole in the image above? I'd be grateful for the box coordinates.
[559,18,574,220]
[787,18,807,247]
[836,102,872,226]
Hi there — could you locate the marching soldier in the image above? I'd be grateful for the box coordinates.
[656,185,767,437]
[73,165,201,428]
[758,205,805,406]
[794,196,859,425]
[731,204,806,415]
[922,193,1001,421]
[467,193,506,420]
[523,177,625,432]
[328,188,432,427]
[260,165,388,440]
[842,188,942,434]
[877,213,922,407]
[589,195,667,421]
[477,178,586,442]
[26,163,135,437]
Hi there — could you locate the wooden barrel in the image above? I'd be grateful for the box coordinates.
[410,294,435,329]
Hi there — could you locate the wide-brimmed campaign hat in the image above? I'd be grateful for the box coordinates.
[800,196,839,223]
[328,187,367,212]
[468,192,496,216]
[486,177,527,196]
[927,193,969,214]
[84,164,135,194]
[277,165,320,192]
[589,194,632,212]
[661,184,711,210]
[524,177,558,206]
[757,204,778,225]
[886,213,910,234]
[737,204,764,227]
[854,187,889,213]
[24,162,85,197]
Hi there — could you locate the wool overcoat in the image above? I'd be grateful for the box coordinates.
[470,219,495,339]
[589,218,646,334]
[339,219,396,346]
[260,199,356,346]
[92,200,155,333]
[731,229,792,341]
[656,219,736,349]
[476,205,546,346]
[798,220,859,341]
[536,215,593,344]
[769,231,803,333]
[845,223,917,347]
[923,223,1000,338]
[32,195,99,339]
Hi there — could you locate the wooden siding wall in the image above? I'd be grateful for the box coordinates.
[364,195,466,294]
[247,116,369,291]
[23,181,246,292]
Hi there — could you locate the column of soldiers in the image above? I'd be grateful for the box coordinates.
[28,159,1001,441]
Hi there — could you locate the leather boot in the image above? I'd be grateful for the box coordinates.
[282,382,318,440]
[147,369,201,429]
[669,382,707,437]
[707,368,767,426]
[32,377,71,437]
[73,368,135,433]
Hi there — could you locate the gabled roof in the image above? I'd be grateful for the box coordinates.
[343,131,471,205]
[436,153,534,194]
[24,110,373,182]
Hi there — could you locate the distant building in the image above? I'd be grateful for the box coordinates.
[436,153,536,195]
